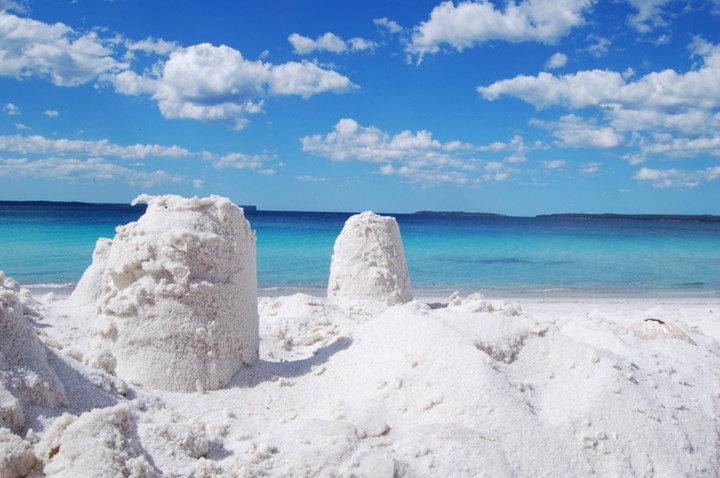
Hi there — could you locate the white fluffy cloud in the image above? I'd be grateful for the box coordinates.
[2,102,20,115]
[116,43,358,129]
[0,11,126,86]
[634,166,720,188]
[125,37,178,56]
[478,40,720,110]
[302,118,461,163]
[301,118,521,186]
[289,32,348,54]
[289,32,378,55]
[545,52,568,69]
[531,115,623,148]
[579,162,602,175]
[374,17,403,35]
[0,156,182,187]
[1,12,358,129]
[0,0,27,13]
[406,0,594,61]
[0,134,191,159]
[626,0,672,32]
[205,153,268,169]
[480,39,720,163]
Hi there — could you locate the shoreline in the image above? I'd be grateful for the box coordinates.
[24,282,720,301]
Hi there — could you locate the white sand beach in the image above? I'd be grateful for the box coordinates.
[2,196,720,477]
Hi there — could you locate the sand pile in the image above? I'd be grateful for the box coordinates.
[0,272,67,433]
[77,194,259,393]
[36,404,160,477]
[328,211,412,310]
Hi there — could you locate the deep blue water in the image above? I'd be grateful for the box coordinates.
[1,202,719,296]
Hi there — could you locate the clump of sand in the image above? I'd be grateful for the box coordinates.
[78,194,259,393]
[36,404,160,477]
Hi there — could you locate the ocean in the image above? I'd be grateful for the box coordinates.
[1,201,719,297]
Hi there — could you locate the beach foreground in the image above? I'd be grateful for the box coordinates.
[2,275,719,476]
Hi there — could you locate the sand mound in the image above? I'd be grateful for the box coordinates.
[328,211,412,310]
[37,404,160,477]
[0,272,67,432]
[83,194,258,392]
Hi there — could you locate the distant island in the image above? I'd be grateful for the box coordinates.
[537,213,720,222]
[414,211,506,217]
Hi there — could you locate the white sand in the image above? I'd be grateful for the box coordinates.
[2,201,720,476]
[3,280,720,476]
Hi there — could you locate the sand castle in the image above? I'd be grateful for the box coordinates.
[328,211,412,309]
[77,194,259,393]
[73,204,412,392]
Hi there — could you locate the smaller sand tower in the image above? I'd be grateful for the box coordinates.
[328,211,412,309]
[85,194,258,392]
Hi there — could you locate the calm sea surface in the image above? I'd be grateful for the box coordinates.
[1,202,719,297]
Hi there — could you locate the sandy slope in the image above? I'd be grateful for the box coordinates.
[3,282,720,477]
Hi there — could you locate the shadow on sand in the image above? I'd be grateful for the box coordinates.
[228,337,353,388]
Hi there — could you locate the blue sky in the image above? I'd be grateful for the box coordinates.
[1,0,719,215]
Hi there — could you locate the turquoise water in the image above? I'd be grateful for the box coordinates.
[1,202,719,296]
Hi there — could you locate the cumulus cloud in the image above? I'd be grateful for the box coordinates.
[302,118,460,163]
[0,156,182,187]
[478,134,542,163]
[579,162,602,175]
[116,43,358,129]
[0,133,272,186]
[530,114,623,148]
[586,34,610,57]
[626,0,672,32]
[478,40,720,110]
[0,134,191,158]
[289,32,347,54]
[0,0,27,13]
[288,32,378,55]
[202,150,277,174]
[406,0,594,62]
[301,118,522,186]
[480,39,720,162]
[43,109,59,118]
[634,166,720,188]
[125,36,178,55]
[3,102,19,115]
[206,152,264,169]
[374,17,403,34]
[545,52,568,69]
[0,11,126,86]
[1,12,358,129]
